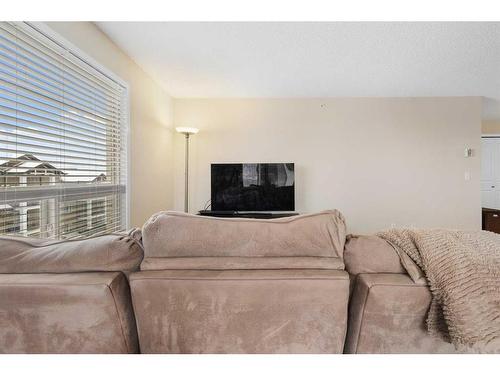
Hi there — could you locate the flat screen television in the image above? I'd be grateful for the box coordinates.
[211,163,295,212]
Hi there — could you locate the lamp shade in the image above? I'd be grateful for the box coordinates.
[176,127,199,135]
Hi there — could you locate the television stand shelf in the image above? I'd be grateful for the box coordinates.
[198,211,299,219]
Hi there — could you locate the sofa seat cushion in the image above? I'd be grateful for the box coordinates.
[0,272,138,353]
[130,269,349,353]
[141,210,346,262]
[0,229,143,274]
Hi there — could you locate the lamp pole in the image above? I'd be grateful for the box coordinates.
[175,127,199,213]
[184,133,190,213]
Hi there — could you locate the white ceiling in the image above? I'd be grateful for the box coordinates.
[96,22,500,118]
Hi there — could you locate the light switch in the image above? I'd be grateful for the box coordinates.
[464,171,471,181]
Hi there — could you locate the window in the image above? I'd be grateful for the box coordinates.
[0,22,128,239]
[27,207,40,232]
[0,207,20,233]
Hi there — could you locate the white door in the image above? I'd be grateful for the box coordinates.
[481,137,500,209]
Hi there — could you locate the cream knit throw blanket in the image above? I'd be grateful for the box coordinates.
[378,228,500,353]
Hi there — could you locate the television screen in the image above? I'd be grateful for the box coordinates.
[211,163,295,212]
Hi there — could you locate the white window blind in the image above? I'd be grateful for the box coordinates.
[0,22,128,239]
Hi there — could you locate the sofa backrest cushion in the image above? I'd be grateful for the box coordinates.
[0,229,144,274]
[344,234,406,276]
[141,210,347,263]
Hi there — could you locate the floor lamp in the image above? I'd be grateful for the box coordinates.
[176,127,199,213]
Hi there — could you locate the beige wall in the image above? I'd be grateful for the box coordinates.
[39,23,485,233]
[173,97,482,233]
[482,120,500,134]
[46,22,174,228]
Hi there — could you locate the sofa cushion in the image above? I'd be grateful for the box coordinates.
[141,210,347,262]
[344,234,405,276]
[130,269,349,353]
[141,256,344,271]
[0,229,144,274]
[344,234,426,283]
[0,272,138,353]
[344,273,460,353]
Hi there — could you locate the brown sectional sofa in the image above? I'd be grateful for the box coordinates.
[0,211,465,354]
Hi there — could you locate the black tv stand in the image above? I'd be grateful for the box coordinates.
[198,211,299,219]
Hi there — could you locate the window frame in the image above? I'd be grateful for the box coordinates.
[11,22,131,230]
